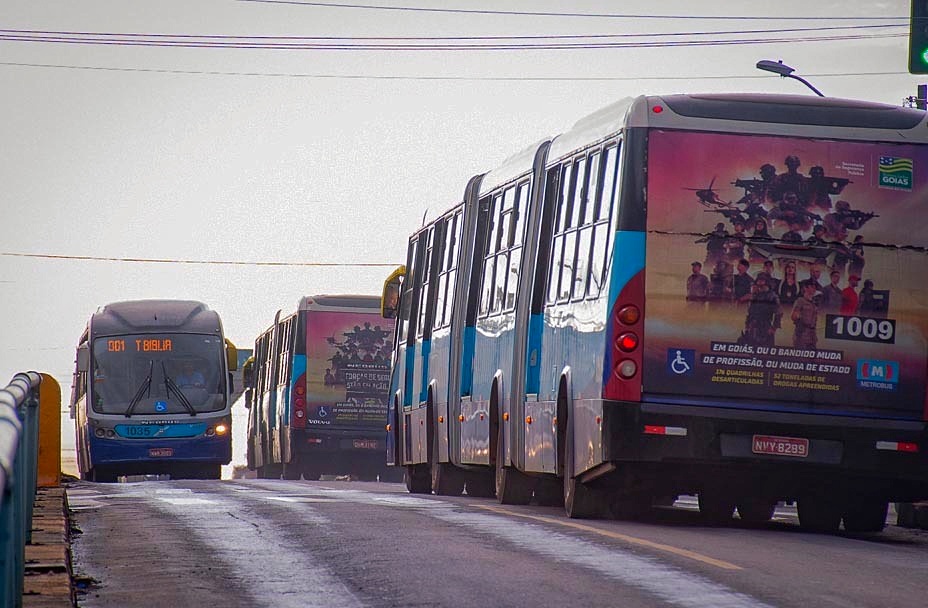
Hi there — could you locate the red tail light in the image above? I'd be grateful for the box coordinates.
[292,373,307,429]
[604,270,644,402]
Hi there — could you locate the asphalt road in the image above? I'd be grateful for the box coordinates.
[69,479,928,608]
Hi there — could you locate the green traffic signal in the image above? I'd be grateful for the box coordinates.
[911,2,928,73]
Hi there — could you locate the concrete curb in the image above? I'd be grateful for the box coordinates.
[23,486,74,607]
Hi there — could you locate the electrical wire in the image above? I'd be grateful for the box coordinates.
[235,0,907,21]
[0,61,911,81]
[0,29,906,50]
[0,251,398,267]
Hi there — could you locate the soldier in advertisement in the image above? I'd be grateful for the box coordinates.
[791,281,819,349]
[686,261,710,302]
[741,274,781,346]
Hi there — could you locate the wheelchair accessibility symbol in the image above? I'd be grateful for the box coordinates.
[667,349,695,376]
[318,406,329,418]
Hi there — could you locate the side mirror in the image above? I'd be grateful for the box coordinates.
[244,388,253,409]
[242,357,255,389]
[381,265,405,319]
[225,339,238,371]
[76,344,90,373]
[228,371,235,394]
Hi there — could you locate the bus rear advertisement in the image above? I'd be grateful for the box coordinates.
[246,295,397,481]
[644,129,926,418]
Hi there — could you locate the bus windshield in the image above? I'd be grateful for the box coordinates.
[91,333,226,415]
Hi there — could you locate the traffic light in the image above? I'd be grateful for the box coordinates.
[910,1,928,73]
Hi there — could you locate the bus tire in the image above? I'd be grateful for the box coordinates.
[301,463,321,481]
[465,471,496,498]
[405,464,431,494]
[698,492,735,525]
[91,466,117,483]
[282,452,302,480]
[563,419,599,519]
[495,427,532,505]
[895,502,917,528]
[798,497,841,533]
[534,477,564,507]
[737,499,777,524]
[842,501,888,533]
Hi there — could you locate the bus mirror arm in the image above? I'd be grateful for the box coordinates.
[228,372,235,394]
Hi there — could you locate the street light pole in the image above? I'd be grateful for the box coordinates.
[756,60,825,97]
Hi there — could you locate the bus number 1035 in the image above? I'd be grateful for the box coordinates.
[825,314,895,344]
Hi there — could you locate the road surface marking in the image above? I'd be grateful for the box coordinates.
[477,503,742,571]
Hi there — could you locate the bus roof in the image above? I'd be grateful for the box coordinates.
[90,299,222,336]
[297,294,382,312]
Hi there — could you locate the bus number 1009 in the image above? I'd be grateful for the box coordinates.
[825,314,895,344]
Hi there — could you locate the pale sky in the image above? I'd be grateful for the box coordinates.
[0,0,921,457]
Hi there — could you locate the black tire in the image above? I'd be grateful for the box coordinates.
[698,492,735,525]
[737,499,777,524]
[431,424,464,495]
[465,471,496,498]
[610,495,652,521]
[405,464,431,494]
[843,501,888,533]
[495,426,533,505]
[257,463,282,479]
[301,463,321,481]
[563,420,600,519]
[534,477,564,507]
[896,503,917,528]
[282,462,302,480]
[798,497,842,533]
[91,466,117,483]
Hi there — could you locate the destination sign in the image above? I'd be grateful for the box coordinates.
[106,338,174,352]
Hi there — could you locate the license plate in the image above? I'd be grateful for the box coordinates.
[149,448,174,457]
[752,435,809,458]
[352,439,379,449]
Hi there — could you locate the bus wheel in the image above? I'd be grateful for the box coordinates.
[464,471,496,498]
[495,429,532,505]
[91,466,117,483]
[563,423,600,519]
[698,492,735,525]
[301,464,321,481]
[842,501,888,533]
[405,464,431,494]
[798,497,841,533]
[534,477,564,507]
[737,499,777,524]
[282,454,302,480]
[431,461,464,496]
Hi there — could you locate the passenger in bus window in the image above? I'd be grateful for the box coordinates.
[176,361,206,388]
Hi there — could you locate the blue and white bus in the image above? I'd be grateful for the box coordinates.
[70,299,237,481]
[383,93,928,532]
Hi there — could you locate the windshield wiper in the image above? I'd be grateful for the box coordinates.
[162,362,197,416]
[124,360,154,417]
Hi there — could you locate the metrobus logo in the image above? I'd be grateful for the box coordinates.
[856,359,899,391]
[878,156,913,191]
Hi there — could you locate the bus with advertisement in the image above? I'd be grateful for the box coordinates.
[69,299,238,481]
[245,294,396,480]
[381,93,928,532]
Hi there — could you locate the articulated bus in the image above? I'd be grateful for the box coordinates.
[382,93,928,532]
[70,300,237,481]
[245,295,397,480]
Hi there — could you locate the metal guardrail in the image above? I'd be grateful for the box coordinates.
[0,372,43,608]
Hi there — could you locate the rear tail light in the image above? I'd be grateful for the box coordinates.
[292,373,307,429]
[876,441,918,453]
[604,268,645,402]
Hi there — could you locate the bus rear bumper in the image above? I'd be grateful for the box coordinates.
[599,399,928,501]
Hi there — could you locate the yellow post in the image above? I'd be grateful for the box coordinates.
[37,373,61,487]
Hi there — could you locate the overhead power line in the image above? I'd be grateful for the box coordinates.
[0,61,910,81]
[0,251,398,267]
[236,0,906,21]
[0,30,905,50]
[0,23,905,41]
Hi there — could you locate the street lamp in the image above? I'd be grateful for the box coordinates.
[756,60,824,97]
